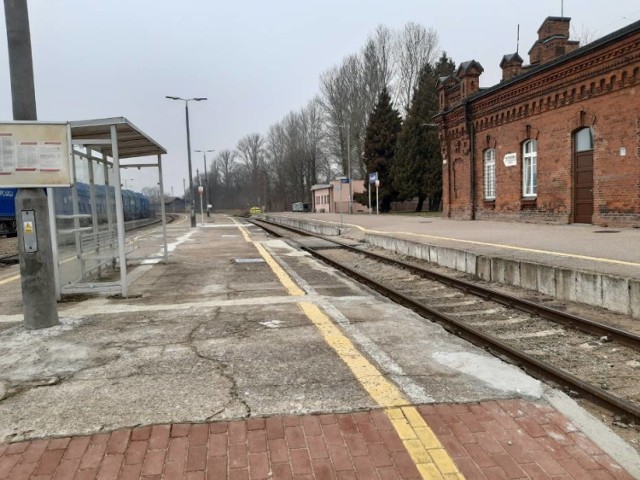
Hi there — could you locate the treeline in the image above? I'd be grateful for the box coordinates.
[191,23,455,212]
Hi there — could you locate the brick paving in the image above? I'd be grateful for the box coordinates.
[0,400,633,479]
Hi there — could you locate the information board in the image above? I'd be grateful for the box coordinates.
[0,122,72,187]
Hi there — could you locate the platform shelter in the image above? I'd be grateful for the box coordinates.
[51,117,168,298]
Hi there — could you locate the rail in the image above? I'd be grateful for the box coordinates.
[250,217,640,423]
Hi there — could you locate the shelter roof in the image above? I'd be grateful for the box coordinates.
[70,117,166,159]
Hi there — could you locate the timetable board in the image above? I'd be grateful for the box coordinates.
[0,122,72,187]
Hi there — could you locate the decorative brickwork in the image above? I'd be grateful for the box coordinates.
[436,17,640,227]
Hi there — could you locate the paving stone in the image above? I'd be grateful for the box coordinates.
[0,402,633,479]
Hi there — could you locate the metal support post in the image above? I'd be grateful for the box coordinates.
[70,153,84,278]
[200,191,204,226]
[88,156,100,276]
[102,153,114,253]
[158,154,168,263]
[347,124,352,215]
[185,103,196,227]
[203,153,208,216]
[46,187,60,300]
[375,180,380,215]
[111,125,128,297]
[368,183,371,214]
[339,182,343,227]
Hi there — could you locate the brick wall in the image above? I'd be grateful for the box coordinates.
[437,20,640,227]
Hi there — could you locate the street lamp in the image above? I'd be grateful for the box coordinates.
[166,96,207,227]
[195,149,215,216]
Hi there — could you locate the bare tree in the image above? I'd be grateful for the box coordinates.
[395,23,439,114]
[362,25,395,110]
[236,133,266,206]
[571,23,597,46]
[214,149,237,209]
[141,186,170,203]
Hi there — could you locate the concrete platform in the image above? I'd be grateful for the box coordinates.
[262,213,640,319]
[0,214,638,479]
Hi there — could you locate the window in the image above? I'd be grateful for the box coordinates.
[523,139,537,197]
[575,128,593,152]
[484,149,496,200]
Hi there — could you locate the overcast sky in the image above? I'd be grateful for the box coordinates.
[1,0,638,196]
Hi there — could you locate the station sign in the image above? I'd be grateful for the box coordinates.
[339,176,350,184]
[368,172,378,184]
[503,152,517,167]
[0,122,72,187]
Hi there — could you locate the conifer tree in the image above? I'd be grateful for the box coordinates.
[392,52,455,211]
[362,87,402,212]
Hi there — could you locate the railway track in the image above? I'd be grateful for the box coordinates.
[250,217,640,425]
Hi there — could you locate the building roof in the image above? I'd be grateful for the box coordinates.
[70,117,167,159]
[311,183,332,191]
[499,52,524,67]
[456,60,484,76]
[466,18,640,104]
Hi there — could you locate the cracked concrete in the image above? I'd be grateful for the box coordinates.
[0,214,547,443]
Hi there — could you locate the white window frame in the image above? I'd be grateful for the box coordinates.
[522,139,537,198]
[484,149,496,200]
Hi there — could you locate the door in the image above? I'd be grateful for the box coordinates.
[573,150,593,223]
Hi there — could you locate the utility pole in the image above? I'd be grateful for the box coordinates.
[166,96,207,227]
[4,0,59,329]
[347,123,352,215]
[195,149,214,217]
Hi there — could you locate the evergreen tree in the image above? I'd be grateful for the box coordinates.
[361,87,402,212]
[392,52,455,211]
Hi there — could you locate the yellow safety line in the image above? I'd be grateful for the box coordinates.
[230,216,464,479]
[0,274,20,286]
[284,215,640,269]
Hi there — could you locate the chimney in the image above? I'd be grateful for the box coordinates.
[436,76,451,111]
[500,53,524,81]
[529,17,580,65]
[456,60,484,99]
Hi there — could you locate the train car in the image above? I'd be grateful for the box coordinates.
[292,202,309,212]
[1,184,150,234]
[0,188,17,236]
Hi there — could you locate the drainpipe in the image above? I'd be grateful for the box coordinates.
[464,100,476,220]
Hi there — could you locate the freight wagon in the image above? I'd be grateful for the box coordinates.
[0,185,150,236]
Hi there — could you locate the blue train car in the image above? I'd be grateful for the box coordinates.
[0,188,17,236]
[1,184,149,235]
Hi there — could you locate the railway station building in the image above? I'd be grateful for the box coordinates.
[435,16,640,227]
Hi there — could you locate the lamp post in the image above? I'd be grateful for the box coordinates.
[166,96,207,227]
[195,149,215,216]
[182,178,186,212]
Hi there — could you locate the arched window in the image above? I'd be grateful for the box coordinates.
[523,139,537,197]
[575,127,593,152]
[484,149,496,200]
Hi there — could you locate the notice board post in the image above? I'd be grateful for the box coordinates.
[4,0,59,328]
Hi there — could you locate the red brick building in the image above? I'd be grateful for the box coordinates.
[435,17,640,226]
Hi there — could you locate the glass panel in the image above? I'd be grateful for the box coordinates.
[484,149,496,199]
[575,128,593,152]
[524,139,537,154]
[532,154,537,195]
